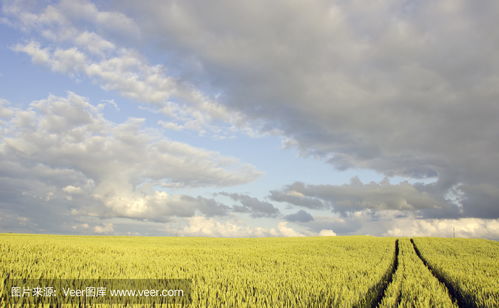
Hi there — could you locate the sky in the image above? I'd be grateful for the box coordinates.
[1,0,498,239]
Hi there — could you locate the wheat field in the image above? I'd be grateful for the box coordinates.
[0,234,497,307]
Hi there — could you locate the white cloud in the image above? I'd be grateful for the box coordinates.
[276,221,304,237]
[172,217,304,237]
[12,41,51,64]
[62,185,82,194]
[6,92,260,186]
[295,211,499,240]
[319,229,337,236]
[74,31,115,55]
[14,40,253,137]
[5,1,256,138]
[385,218,499,240]
[0,92,261,224]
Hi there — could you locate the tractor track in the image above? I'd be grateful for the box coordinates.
[410,238,473,308]
[368,239,399,308]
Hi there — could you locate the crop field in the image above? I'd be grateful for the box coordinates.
[0,234,498,307]
[413,238,499,307]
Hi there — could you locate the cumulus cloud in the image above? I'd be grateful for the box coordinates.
[295,211,499,240]
[11,41,248,136]
[62,185,82,194]
[4,0,257,138]
[319,229,336,236]
[116,0,499,219]
[170,216,304,237]
[3,92,260,187]
[0,92,260,231]
[385,218,499,240]
[276,222,305,237]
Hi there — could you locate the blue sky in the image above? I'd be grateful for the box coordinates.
[1,0,498,239]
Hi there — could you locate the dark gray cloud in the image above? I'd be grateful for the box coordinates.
[188,196,231,217]
[284,210,314,223]
[221,193,280,218]
[272,178,457,216]
[117,0,499,219]
[270,188,324,209]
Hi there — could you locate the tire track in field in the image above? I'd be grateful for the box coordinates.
[410,239,473,308]
[368,239,399,308]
